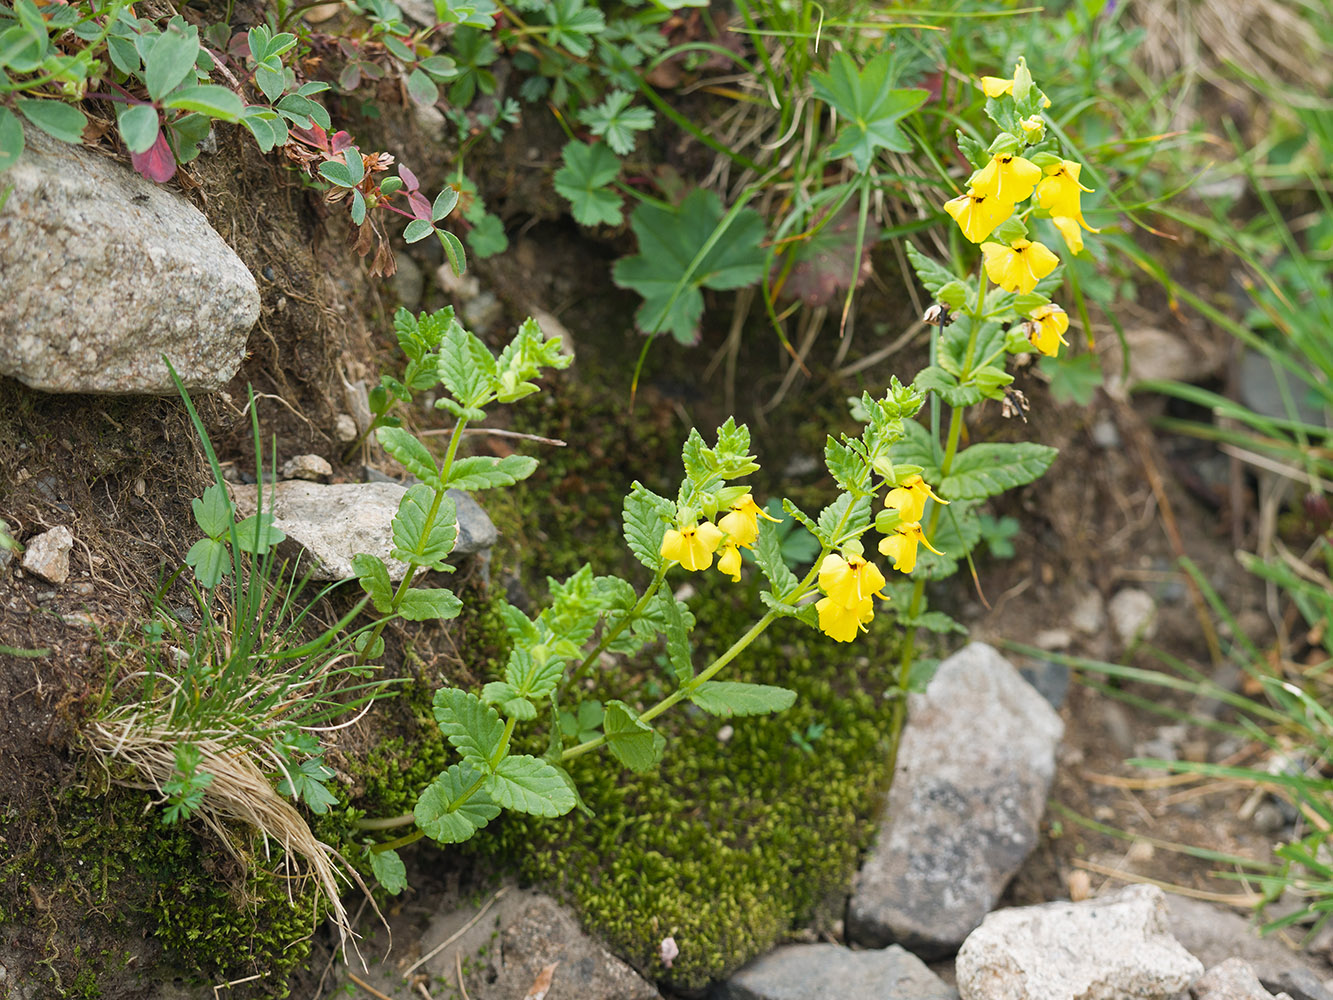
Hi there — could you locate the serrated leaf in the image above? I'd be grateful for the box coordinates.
[939,442,1058,501]
[603,700,665,774]
[660,592,693,683]
[815,492,871,547]
[824,436,864,492]
[577,90,653,155]
[438,327,493,408]
[433,688,504,766]
[913,365,982,408]
[398,586,463,622]
[554,140,622,227]
[486,755,577,816]
[904,242,957,296]
[505,646,563,701]
[191,483,233,538]
[414,763,500,843]
[185,537,228,588]
[810,51,927,170]
[352,553,394,612]
[16,99,86,144]
[689,681,796,717]
[623,484,672,570]
[445,454,538,491]
[612,188,766,344]
[754,516,799,596]
[376,425,441,487]
[391,485,457,569]
[368,847,408,894]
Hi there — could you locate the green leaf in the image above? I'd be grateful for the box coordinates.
[376,426,440,487]
[505,646,563,701]
[438,228,467,276]
[612,188,767,344]
[603,700,665,774]
[391,485,457,570]
[407,66,439,107]
[913,365,982,408]
[466,211,508,259]
[444,454,537,491]
[414,763,500,843]
[810,51,927,170]
[544,0,605,57]
[276,756,338,813]
[232,513,285,554]
[622,484,672,570]
[368,847,408,894]
[554,140,622,226]
[352,553,394,612]
[577,90,653,156]
[0,109,24,171]
[433,688,505,767]
[191,483,233,539]
[163,84,243,121]
[823,436,865,492]
[486,755,577,816]
[689,681,797,717]
[904,242,957,296]
[15,99,86,144]
[398,586,463,622]
[432,185,459,221]
[185,537,228,588]
[117,103,160,154]
[815,493,871,547]
[403,218,434,244]
[1039,352,1102,406]
[145,25,200,102]
[754,515,799,596]
[660,592,693,683]
[939,442,1058,501]
[319,159,356,188]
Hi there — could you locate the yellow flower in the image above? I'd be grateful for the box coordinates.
[884,474,948,524]
[980,75,1014,99]
[877,521,944,575]
[817,552,888,609]
[717,493,779,549]
[980,238,1060,294]
[1019,115,1045,141]
[1050,215,1094,254]
[1025,304,1069,357]
[816,595,875,643]
[970,153,1041,207]
[660,520,725,572]
[717,543,742,582]
[1035,160,1091,215]
[943,188,1010,244]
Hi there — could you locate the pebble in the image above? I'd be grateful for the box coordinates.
[334,413,359,444]
[21,525,73,584]
[1193,958,1294,1000]
[279,454,333,481]
[722,943,956,1000]
[1108,587,1157,645]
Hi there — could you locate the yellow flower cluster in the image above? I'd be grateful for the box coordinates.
[659,494,778,581]
[939,65,1100,357]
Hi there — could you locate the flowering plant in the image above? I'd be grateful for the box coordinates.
[351,58,1100,890]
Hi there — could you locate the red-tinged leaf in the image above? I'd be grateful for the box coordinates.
[408,190,432,220]
[132,131,177,183]
[330,130,352,152]
[398,162,419,191]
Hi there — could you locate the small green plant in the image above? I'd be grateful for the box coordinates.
[345,61,1099,888]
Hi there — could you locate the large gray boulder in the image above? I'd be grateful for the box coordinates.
[723,943,957,1000]
[0,128,259,394]
[955,885,1204,1000]
[848,642,1064,957]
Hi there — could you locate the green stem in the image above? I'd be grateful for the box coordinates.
[565,564,669,692]
[370,829,425,852]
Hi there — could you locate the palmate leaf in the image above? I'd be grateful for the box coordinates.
[811,51,928,170]
[612,189,766,344]
[939,442,1058,501]
[577,90,653,155]
[414,763,500,843]
[554,140,622,227]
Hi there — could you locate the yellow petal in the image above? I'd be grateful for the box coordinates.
[1051,215,1084,254]
[717,544,742,582]
[980,76,1014,98]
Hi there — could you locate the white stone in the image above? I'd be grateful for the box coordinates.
[1109,588,1158,644]
[956,885,1204,1000]
[1192,958,1292,1000]
[21,526,73,584]
[0,127,259,394]
[333,414,359,443]
[279,454,333,481]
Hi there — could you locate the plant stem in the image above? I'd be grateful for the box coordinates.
[565,564,669,692]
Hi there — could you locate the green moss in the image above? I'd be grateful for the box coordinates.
[0,784,320,999]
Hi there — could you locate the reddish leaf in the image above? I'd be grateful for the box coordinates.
[329,130,352,152]
[407,190,432,220]
[398,163,419,191]
[132,131,177,183]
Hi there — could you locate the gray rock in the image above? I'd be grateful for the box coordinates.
[1267,968,1333,1000]
[848,643,1065,957]
[278,454,333,481]
[955,885,1204,1000]
[1168,897,1331,987]
[1109,587,1157,645]
[723,943,957,1000]
[1239,350,1326,427]
[1194,959,1292,1000]
[0,128,258,394]
[333,413,359,443]
[228,480,496,580]
[1016,659,1071,711]
[20,525,73,583]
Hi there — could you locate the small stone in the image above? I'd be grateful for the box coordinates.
[334,414,359,443]
[1033,627,1072,651]
[1168,897,1333,985]
[1193,958,1292,1000]
[279,454,334,481]
[21,526,73,584]
[1069,590,1106,635]
[1091,418,1121,449]
[717,725,734,743]
[723,943,957,1000]
[956,885,1204,1000]
[72,580,94,596]
[461,290,504,334]
[1016,659,1071,711]
[1250,802,1287,834]
[1109,588,1157,645]
[437,263,481,301]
